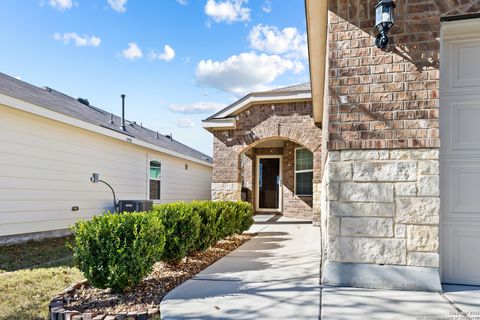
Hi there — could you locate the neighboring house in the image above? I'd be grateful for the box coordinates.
[206,1,480,291]
[0,72,212,244]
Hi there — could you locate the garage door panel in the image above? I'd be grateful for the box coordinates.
[442,225,480,285]
[442,38,480,93]
[441,20,480,285]
[453,102,480,150]
[441,97,480,154]
[441,161,480,217]
[447,165,480,214]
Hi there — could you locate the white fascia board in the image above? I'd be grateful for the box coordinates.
[202,117,236,130]
[0,93,213,167]
[212,91,312,119]
[442,18,480,39]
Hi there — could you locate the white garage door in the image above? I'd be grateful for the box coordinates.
[440,19,480,285]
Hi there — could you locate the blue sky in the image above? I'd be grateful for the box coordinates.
[0,0,309,155]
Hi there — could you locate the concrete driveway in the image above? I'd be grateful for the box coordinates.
[161,214,321,320]
[321,284,480,319]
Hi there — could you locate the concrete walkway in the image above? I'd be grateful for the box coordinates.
[161,214,480,319]
[321,285,480,320]
[161,214,321,319]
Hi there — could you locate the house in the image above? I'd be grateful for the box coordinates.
[0,72,212,245]
[203,84,321,220]
[205,0,480,291]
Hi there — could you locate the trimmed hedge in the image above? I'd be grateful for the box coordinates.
[71,212,165,293]
[151,202,201,264]
[192,201,218,252]
[71,201,254,292]
[151,201,254,262]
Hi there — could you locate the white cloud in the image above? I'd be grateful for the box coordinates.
[121,42,143,60]
[195,51,296,95]
[15,75,22,80]
[149,45,176,62]
[248,24,308,59]
[107,0,127,13]
[176,0,188,5]
[53,32,101,47]
[175,117,195,128]
[49,0,73,11]
[204,0,250,23]
[262,0,271,13]
[169,101,226,114]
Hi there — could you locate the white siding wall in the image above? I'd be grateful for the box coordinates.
[0,104,212,237]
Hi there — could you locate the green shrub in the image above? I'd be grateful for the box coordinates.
[152,202,201,264]
[192,201,219,251]
[215,202,236,239]
[215,201,254,238]
[71,212,165,293]
[232,201,255,233]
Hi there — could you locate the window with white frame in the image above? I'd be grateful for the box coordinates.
[149,160,161,200]
[295,148,313,196]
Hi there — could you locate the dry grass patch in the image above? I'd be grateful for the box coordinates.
[0,237,83,320]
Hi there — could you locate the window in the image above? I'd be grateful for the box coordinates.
[149,160,161,200]
[295,148,313,196]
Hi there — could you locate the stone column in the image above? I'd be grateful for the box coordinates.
[320,149,441,291]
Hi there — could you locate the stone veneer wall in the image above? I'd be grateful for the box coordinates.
[322,148,440,270]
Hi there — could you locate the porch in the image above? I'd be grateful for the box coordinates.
[240,139,316,219]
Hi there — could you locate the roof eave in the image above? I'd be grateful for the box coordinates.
[206,91,313,121]
[202,117,237,131]
[0,93,213,167]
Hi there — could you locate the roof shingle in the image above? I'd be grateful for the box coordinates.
[0,72,212,164]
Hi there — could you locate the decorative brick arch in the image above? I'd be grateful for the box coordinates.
[238,135,319,158]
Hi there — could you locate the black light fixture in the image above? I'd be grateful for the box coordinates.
[375,0,396,49]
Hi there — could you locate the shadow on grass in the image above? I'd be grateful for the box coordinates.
[0,236,83,320]
[0,236,75,272]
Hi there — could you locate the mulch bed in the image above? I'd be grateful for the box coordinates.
[61,233,254,315]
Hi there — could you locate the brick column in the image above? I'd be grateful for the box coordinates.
[211,134,242,201]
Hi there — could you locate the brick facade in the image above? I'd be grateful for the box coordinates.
[327,0,479,150]
[320,0,480,291]
[211,101,322,220]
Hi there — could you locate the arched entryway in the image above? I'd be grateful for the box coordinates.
[208,99,322,222]
[238,137,320,219]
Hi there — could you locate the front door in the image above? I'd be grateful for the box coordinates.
[440,19,480,285]
[256,156,282,212]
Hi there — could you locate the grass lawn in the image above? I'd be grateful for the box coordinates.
[0,237,83,320]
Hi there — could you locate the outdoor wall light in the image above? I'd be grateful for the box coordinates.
[375,0,396,49]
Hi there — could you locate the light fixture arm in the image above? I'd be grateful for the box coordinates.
[90,173,118,212]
